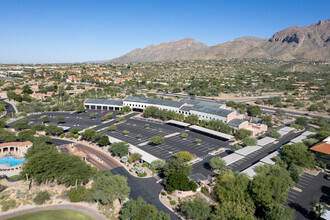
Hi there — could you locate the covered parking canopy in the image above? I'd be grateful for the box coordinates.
[222,153,244,166]
[166,120,190,128]
[189,125,234,141]
[235,145,262,156]
[257,137,276,147]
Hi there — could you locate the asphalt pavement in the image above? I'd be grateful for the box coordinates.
[111,166,179,220]
[287,172,330,220]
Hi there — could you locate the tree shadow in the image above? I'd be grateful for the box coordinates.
[288,202,312,219]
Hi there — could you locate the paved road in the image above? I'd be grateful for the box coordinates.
[111,167,179,220]
[0,204,106,220]
[287,172,330,220]
[0,99,16,118]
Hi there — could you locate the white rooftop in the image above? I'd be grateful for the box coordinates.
[260,150,281,165]
[279,126,295,132]
[278,130,289,137]
[290,135,306,143]
[257,137,276,147]
[300,131,314,137]
[222,153,244,166]
[166,120,190,127]
[189,125,234,140]
[241,162,264,179]
[235,145,262,156]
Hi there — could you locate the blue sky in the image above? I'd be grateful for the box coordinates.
[0,0,329,64]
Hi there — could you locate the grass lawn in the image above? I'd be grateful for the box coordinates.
[7,209,95,220]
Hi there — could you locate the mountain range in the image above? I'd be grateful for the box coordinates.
[109,19,330,63]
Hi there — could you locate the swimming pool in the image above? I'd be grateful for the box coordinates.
[0,156,26,166]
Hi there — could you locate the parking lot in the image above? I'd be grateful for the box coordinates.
[286,172,329,220]
[104,117,229,161]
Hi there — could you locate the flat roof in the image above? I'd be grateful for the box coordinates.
[227,118,247,128]
[300,131,314,137]
[189,125,234,140]
[166,120,190,127]
[290,135,306,143]
[124,96,182,108]
[241,162,264,178]
[84,98,123,106]
[222,153,244,165]
[279,126,295,133]
[235,145,262,156]
[260,150,281,165]
[257,137,276,146]
[278,130,289,136]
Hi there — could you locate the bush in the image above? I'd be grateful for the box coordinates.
[138,172,147,177]
[108,125,117,131]
[149,136,164,145]
[233,144,243,151]
[181,133,188,138]
[295,117,308,126]
[235,129,252,140]
[243,137,257,146]
[290,123,304,130]
[161,191,166,196]
[267,130,281,139]
[201,186,209,195]
[33,190,51,205]
[67,186,92,203]
[170,200,177,205]
[0,184,7,193]
[167,196,172,200]
[142,162,149,168]
[1,199,16,211]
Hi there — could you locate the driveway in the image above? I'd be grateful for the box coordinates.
[111,167,179,220]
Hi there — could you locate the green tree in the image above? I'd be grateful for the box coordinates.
[280,143,315,168]
[92,170,130,205]
[81,129,97,141]
[295,117,308,126]
[149,136,164,145]
[175,151,194,162]
[164,158,192,178]
[44,124,64,136]
[267,130,281,139]
[166,173,197,192]
[56,116,66,123]
[120,197,170,220]
[213,170,255,219]
[98,135,109,146]
[18,130,36,141]
[243,137,257,146]
[209,157,226,170]
[0,119,6,128]
[129,153,142,162]
[236,129,252,140]
[13,120,29,130]
[41,115,50,123]
[109,142,129,157]
[150,159,166,171]
[108,125,117,131]
[180,196,211,220]
[247,106,261,117]
[0,129,16,142]
[250,164,294,214]
[184,114,199,125]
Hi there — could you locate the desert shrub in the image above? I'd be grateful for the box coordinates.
[33,190,51,205]
[1,199,16,211]
[170,200,177,205]
[67,186,92,203]
[138,172,147,177]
